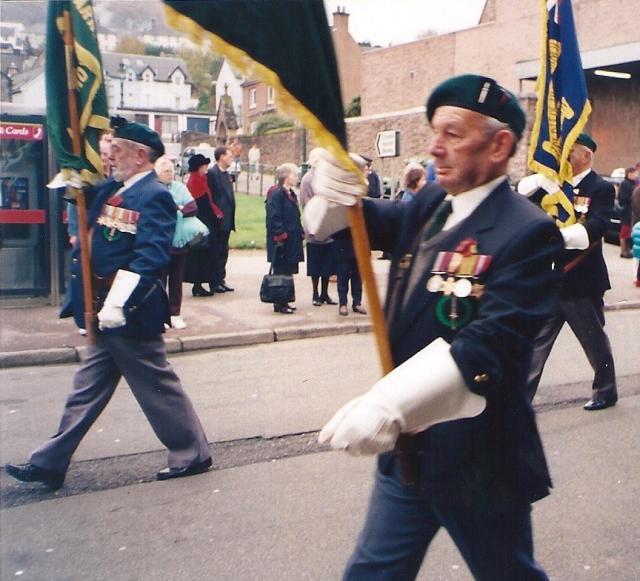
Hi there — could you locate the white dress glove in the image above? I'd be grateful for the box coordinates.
[303,150,367,241]
[318,338,486,456]
[516,173,559,197]
[97,269,141,330]
[560,223,589,250]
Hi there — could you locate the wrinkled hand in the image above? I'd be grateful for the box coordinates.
[97,304,126,330]
[312,149,367,206]
[318,395,402,456]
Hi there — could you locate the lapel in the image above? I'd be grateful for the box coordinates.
[388,181,508,341]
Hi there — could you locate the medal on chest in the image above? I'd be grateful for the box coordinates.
[573,193,591,224]
[96,195,139,242]
[426,238,492,330]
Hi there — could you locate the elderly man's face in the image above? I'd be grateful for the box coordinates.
[568,144,591,175]
[427,106,505,195]
[110,138,139,182]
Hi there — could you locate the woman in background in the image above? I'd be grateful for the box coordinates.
[265,163,304,314]
[156,156,207,329]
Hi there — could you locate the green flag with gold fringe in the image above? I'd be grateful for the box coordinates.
[46,0,110,184]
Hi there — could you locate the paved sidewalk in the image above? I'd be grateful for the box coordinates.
[1,244,638,368]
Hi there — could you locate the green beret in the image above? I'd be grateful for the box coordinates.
[111,116,165,155]
[426,74,526,138]
[575,133,597,153]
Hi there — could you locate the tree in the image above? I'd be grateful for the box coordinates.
[177,48,223,113]
[115,36,145,54]
[253,114,294,135]
[345,95,361,118]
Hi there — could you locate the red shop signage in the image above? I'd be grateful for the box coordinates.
[0,122,44,141]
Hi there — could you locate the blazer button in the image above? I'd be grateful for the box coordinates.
[71,274,77,279]
[474,373,490,383]
[72,258,78,263]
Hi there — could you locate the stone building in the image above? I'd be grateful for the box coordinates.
[349,0,640,179]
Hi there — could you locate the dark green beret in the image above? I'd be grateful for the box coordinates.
[111,115,165,155]
[575,133,597,153]
[426,74,526,138]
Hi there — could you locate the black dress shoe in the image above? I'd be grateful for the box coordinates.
[212,284,228,293]
[320,295,337,305]
[312,298,322,306]
[156,457,212,481]
[584,396,617,411]
[274,305,295,314]
[192,286,214,297]
[5,463,65,490]
[221,282,235,292]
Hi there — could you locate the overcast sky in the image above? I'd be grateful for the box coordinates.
[324,0,487,46]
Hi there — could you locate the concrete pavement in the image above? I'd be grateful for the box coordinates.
[1,243,639,368]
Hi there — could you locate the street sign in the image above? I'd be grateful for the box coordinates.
[375,130,399,158]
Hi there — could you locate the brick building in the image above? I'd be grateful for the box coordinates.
[350,0,640,180]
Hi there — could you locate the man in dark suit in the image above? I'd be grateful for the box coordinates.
[362,155,381,198]
[5,119,211,490]
[306,74,563,579]
[207,146,236,293]
[526,134,618,411]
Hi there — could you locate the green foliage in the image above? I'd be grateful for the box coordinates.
[345,95,361,118]
[253,114,294,136]
[229,194,268,249]
[178,48,222,112]
[115,36,146,55]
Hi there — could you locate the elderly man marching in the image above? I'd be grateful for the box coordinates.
[306,75,564,580]
[5,118,211,490]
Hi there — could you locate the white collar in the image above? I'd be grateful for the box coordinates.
[444,175,507,230]
[571,168,591,187]
[121,170,153,191]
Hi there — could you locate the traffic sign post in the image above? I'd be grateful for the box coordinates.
[375,130,399,158]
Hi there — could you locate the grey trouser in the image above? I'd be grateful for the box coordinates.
[30,333,210,473]
[526,295,617,401]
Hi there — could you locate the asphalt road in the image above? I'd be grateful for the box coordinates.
[1,311,639,580]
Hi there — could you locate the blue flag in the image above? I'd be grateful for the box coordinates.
[528,0,591,228]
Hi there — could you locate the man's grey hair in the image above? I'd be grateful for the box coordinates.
[485,117,518,157]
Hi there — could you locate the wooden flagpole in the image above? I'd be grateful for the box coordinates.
[62,9,95,345]
[347,203,417,485]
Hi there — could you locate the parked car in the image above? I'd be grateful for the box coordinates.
[603,172,624,245]
[177,143,215,176]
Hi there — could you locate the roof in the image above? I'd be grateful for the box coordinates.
[102,52,191,83]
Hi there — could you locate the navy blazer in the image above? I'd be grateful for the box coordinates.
[207,164,236,231]
[62,173,174,338]
[364,180,564,503]
[561,170,614,298]
[265,186,304,265]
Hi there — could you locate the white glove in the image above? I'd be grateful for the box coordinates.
[560,222,589,249]
[97,269,140,330]
[516,173,559,197]
[312,149,367,206]
[318,338,486,456]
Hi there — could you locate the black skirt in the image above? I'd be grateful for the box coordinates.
[306,241,337,277]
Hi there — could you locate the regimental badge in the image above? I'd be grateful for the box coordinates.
[96,203,139,242]
[427,238,492,330]
[573,195,591,224]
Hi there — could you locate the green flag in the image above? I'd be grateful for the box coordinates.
[46,0,110,184]
[162,0,354,170]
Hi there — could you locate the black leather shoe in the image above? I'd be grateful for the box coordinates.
[221,282,234,292]
[5,463,65,490]
[312,298,322,306]
[320,295,337,305]
[212,284,228,293]
[192,286,214,297]
[352,305,367,315]
[584,396,617,411]
[156,458,212,481]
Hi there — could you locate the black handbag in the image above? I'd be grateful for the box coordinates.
[260,245,295,304]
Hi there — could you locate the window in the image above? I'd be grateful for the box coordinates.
[249,88,257,109]
[266,85,275,105]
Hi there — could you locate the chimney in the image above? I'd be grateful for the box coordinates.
[332,6,349,32]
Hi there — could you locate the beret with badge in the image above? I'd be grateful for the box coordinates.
[110,115,165,155]
[426,74,526,139]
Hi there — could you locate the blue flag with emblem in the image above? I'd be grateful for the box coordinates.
[527,0,591,228]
